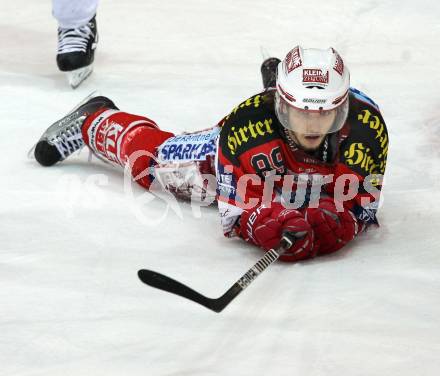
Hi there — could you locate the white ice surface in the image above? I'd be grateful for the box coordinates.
[1,0,440,375]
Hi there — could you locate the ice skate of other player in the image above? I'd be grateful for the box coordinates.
[56,15,98,89]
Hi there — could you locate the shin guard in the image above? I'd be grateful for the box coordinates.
[82,109,174,188]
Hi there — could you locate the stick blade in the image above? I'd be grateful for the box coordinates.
[138,269,223,312]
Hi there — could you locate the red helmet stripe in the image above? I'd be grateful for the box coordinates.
[277,84,296,102]
[332,90,349,105]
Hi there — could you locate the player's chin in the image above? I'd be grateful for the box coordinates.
[298,134,325,151]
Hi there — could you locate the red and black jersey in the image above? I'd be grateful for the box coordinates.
[215,88,388,236]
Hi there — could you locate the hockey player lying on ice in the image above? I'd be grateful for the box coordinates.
[33,46,388,262]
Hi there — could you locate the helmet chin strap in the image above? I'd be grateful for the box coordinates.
[284,129,302,151]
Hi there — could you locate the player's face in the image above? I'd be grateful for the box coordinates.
[287,107,337,151]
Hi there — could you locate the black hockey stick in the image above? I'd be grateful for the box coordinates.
[138,233,295,313]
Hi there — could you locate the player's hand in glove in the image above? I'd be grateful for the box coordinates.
[240,202,315,262]
[305,197,360,255]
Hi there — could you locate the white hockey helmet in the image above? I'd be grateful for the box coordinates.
[275,46,350,134]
